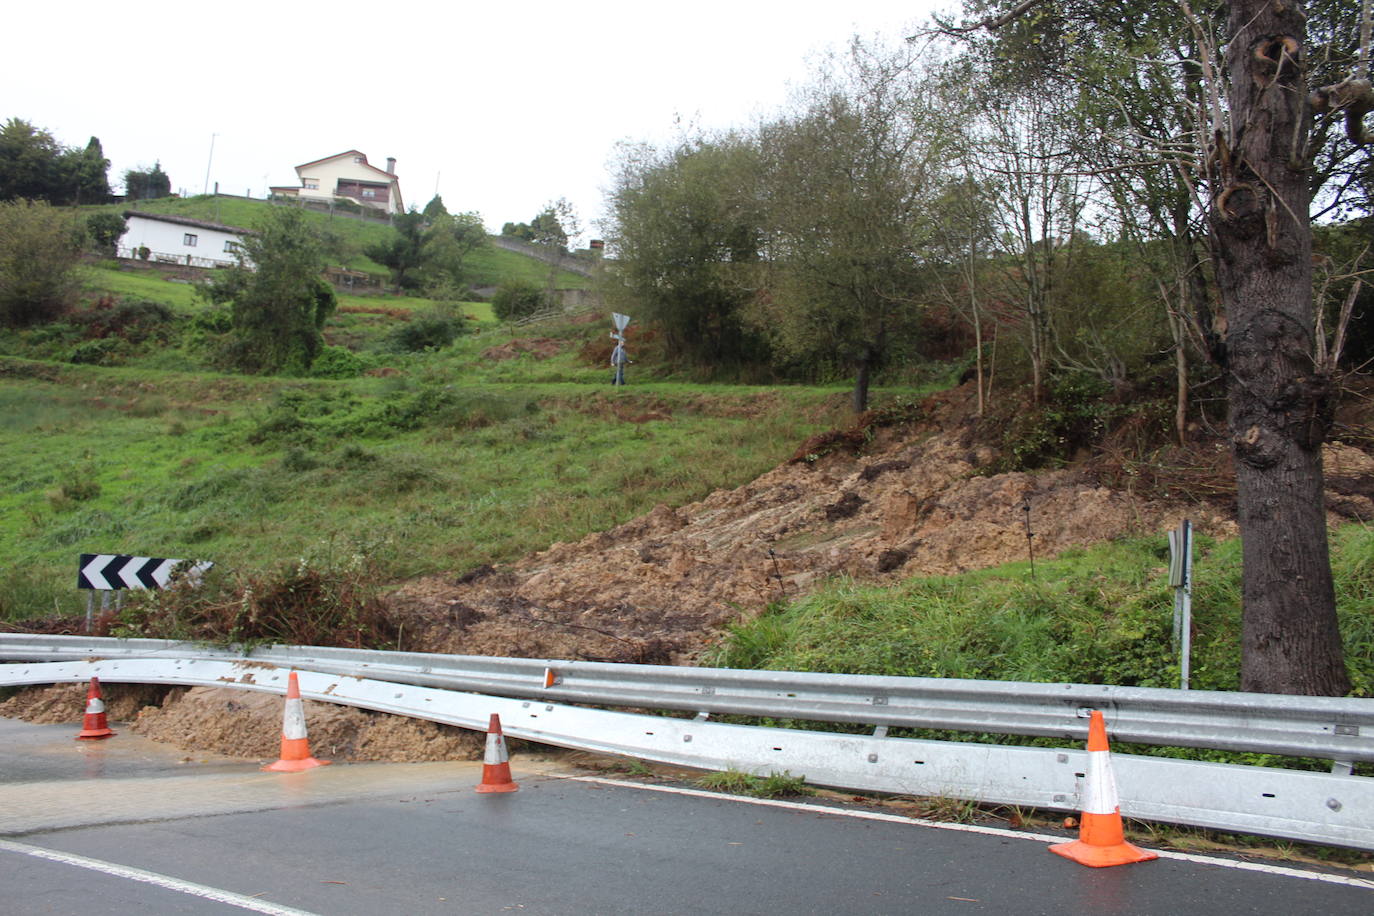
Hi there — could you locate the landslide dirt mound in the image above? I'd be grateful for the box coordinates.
[387,382,1374,665]
[1,683,483,763]
[9,382,1372,761]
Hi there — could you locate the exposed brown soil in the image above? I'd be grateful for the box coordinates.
[1,682,483,763]
[481,337,564,361]
[6,381,1373,762]
[387,385,1247,665]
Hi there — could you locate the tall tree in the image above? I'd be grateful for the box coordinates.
[937,0,1371,694]
[605,133,767,368]
[0,199,83,326]
[754,45,947,411]
[421,210,488,289]
[65,137,111,205]
[204,207,336,374]
[364,209,428,289]
[422,194,449,219]
[366,208,488,291]
[1207,0,1350,694]
[123,162,171,201]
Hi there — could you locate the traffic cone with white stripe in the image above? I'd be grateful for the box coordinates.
[262,671,330,772]
[75,677,116,740]
[475,713,519,793]
[1050,710,1158,867]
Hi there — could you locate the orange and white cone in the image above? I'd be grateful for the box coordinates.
[1050,710,1158,867]
[75,676,116,740]
[262,671,330,772]
[475,713,519,793]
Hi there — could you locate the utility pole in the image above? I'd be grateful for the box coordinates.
[202,133,217,195]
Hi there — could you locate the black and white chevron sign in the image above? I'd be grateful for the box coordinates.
[77,554,213,590]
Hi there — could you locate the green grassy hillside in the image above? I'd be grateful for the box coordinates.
[85,195,589,288]
[0,300,850,620]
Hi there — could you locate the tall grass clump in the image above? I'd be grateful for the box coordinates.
[114,545,400,649]
[710,527,1374,697]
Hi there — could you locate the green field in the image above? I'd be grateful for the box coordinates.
[81,195,591,288]
[0,337,849,620]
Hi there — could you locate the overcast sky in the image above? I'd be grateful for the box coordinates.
[7,1,948,242]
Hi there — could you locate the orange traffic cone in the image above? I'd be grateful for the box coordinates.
[1050,710,1158,868]
[75,676,116,740]
[475,713,519,793]
[262,672,330,772]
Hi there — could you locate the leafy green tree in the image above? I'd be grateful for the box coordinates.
[123,162,171,201]
[491,280,547,321]
[0,119,67,201]
[420,210,488,289]
[605,133,768,368]
[364,209,427,289]
[937,0,1373,694]
[0,199,83,327]
[84,211,127,257]
[64,137,111,204]
[366,208,487,291]
[530,204,570,252]
[203,207,336,374]
[0,120,110,204]
[502,206,569,249]
[422,195,448,219]
[754,47,949,411]
[500,220,534,241]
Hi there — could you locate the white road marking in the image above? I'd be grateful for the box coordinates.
[569,776,1374,891]
[0,838,322,915]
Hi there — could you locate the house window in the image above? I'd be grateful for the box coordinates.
[184,233,198,247]
[361,188,377,198]
[353,156,363,163]
[303,179,319,190]
[224,240,238,253]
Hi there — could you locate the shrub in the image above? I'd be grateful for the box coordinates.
[84,212,127,256]
[491,280,547,321]
[309,344,367,379]
[67,337,124,365]
[69,297,175,345]
[0,199,84,327]
[994,371,1121,472]
[281,447,321,472]
[386,307,466,352]
[201,208,336,375]
[48,461,102,510]
[114,554,402,648]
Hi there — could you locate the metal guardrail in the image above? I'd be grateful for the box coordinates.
[1,652,1372,852]
[1,635,1369,765]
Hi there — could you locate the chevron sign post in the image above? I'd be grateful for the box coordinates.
[78,554,213,591]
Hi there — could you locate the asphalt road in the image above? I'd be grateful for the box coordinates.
[1,718,1370,915]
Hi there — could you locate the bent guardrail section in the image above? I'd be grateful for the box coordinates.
[2,635,1370,764]
[0,656,1370,851]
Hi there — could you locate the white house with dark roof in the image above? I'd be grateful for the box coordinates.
[117,211,253,268]
[269,150,404,214]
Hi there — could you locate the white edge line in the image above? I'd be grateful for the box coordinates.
[568,776,1374,892]
[0,838,322,916]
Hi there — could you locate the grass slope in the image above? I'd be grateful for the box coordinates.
[83,195,589,288]
[710,527,1374,697]
[0,350,846,621]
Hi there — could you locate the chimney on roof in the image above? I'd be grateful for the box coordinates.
[386,157,396,174]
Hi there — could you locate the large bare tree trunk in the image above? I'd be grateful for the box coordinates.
[1212,0,1350,695]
